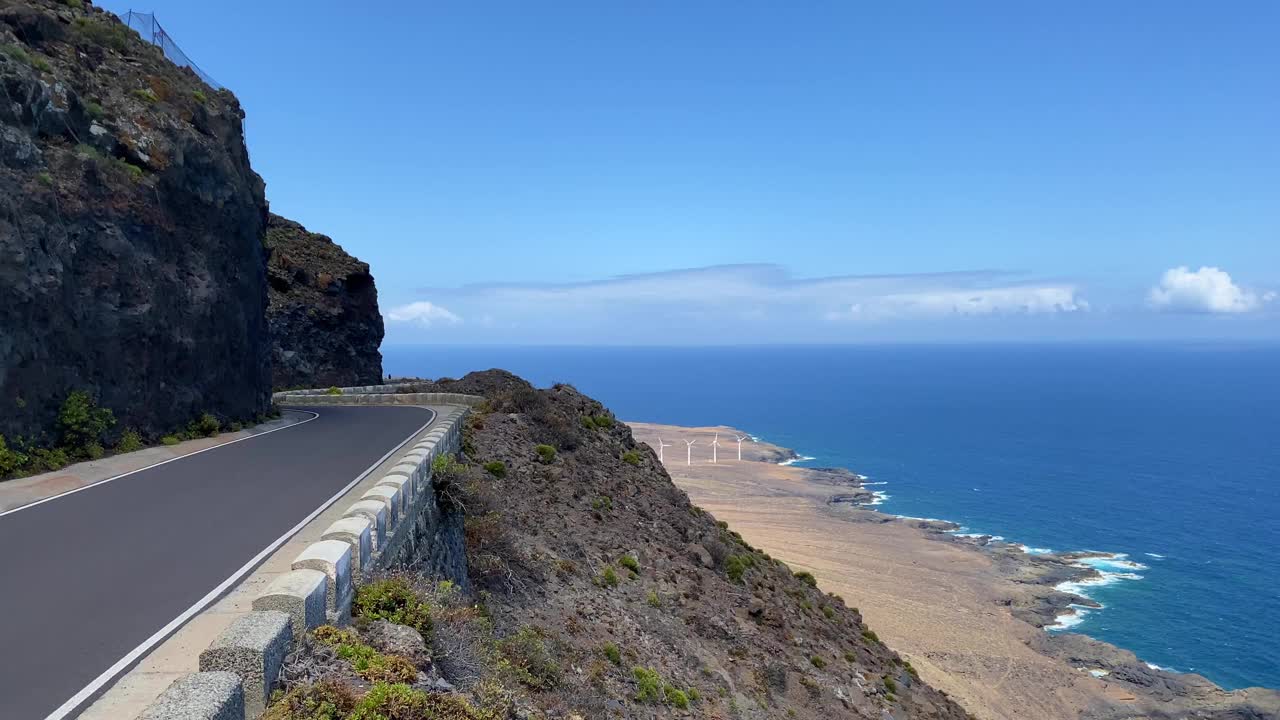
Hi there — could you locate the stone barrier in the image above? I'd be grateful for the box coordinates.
[140,393,471,719]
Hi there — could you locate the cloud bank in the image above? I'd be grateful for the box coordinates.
[1147,266,1274,314]
[384,264,1090,344]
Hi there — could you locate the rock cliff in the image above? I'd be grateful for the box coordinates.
[0,0,270,442]
[264,214,384,390]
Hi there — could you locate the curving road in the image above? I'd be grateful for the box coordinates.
[0,405,435,720]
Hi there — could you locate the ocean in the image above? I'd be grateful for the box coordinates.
[384,343,1280,691]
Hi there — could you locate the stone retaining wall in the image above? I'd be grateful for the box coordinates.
[138,393,477,719]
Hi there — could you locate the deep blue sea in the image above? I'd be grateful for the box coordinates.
[384,343,1280,690]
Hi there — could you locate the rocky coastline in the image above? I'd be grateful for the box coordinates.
[630,421,1280,720]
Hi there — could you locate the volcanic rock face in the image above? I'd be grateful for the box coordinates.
[265,214,384,390]
[0,1,270,442]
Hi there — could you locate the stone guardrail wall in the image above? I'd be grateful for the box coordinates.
[138,392,478,720]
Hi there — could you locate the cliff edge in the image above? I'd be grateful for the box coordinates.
[265,213,384,390]
[0,0,269,442]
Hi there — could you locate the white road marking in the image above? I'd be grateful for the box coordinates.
[42,406,437,720]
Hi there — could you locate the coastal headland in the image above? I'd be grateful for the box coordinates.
[629,422,1280,720]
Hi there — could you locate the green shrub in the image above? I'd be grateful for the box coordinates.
[633,667,663,703]
[58,390,115,449]
[160,435,180,446]
[844,651,857,662]
[61,0,84,8]
[883,675,898,693]
[348,682,429,719]
[862,629,880,644]
[84,101,104,119]
[73,17,132,52]
[132,88,158,103]
[602,642,622,665]
[482,460,506,478]
[646,590,661,608]
[794,570,818,588]
[352,578,432,634]
[664,685,690,709]
[534,444,556,464]
[2,44,32,66]
[0,435,29,475]
[192,89,207,103]
[228,421,243,433]
[582,414,614,430]
[32,55,50,72]
[598,565,619,588]
[30,447,70,472]
[822,606,835,620]
[810,655,827,669]
[193,413,220,437]
[724,554,755,583]
[326,386,342,395]
[119,160,144,181]
[84,442,104,460]
[687,687,701,702]
[432,452,461,476]
[115,429,143,453]
[498,627,560,689]
[591,495,612,512]
[36,172,54,187]
[904,661,920,679]
[262,680,358,720]
[621,450,640,466]
[619,554,640,573]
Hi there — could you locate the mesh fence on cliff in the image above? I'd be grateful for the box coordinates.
[119,11,222,90]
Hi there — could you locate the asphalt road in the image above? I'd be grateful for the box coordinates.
[0,405,435,720]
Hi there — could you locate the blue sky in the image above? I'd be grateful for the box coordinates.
[100,1,1278,343]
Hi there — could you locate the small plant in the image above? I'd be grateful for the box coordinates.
[228,421,243,432]
[687,687,701,702]
[621,450,641,466]
[192,89,207,104]
[535,444,556,464]
[30,447,70,472]
[58,390,115,450]
[132,88,158,103]
[904,661,920,679]
[483,460,506,478]
[352,578,432,634]
[119,161,144,181]
[0,435,29,476]
[844,651,857,662]
[591,495,612,512]
[602,642,622,665]
[633,666,663,703]
[598,565,619,588]
[862,629,880,644]
[795,570,818,588]
[160,435,180,446]
[724,554,755,583]
[2,44,32,66]
[84,101,104,119]
[664,685,690,709]
[193,413,220,437]
[822,606,835,619]
[498,627,560,690]
[582,414,615,430]
[884,675,898,694]
[646,590,661,608]
[73,17,132,52]
[32,55,50,72]
[36,172,54,187]
[619,554,640,573]
[61,0,84,8]
[326,386,342,395]
[84,442,104,460]
[115,429,143,454]
[810,655,827,669]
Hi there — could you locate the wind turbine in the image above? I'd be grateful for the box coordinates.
[711,433,721,464]
[657,436,672,462]
[684,439,697,466]
[735,434,750,461]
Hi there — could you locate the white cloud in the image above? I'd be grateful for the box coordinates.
[387,264,1088,343]
[1146,266,1270,314]
[386,301,462,327]
[834,285,1086,321]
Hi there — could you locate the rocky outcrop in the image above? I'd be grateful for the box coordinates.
[0,1,270,442]
[264,214,383,390]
